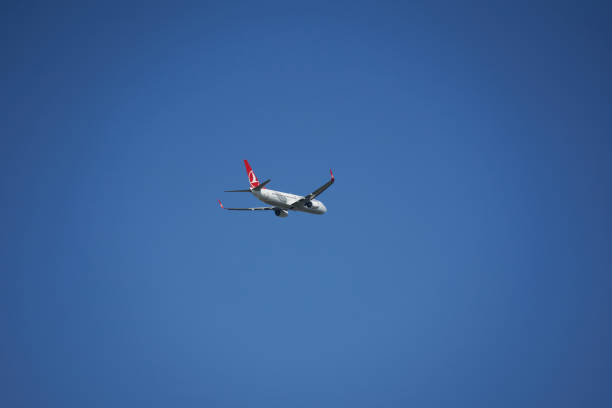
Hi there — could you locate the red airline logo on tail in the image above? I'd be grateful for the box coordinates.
[248,170,258,187]
[244,160,259,189]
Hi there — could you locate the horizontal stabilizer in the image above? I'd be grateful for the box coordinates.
[251,179,270,191]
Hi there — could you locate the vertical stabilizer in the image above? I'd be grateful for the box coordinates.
[244,160,259,189]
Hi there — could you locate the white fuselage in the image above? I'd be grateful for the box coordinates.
[253,188,327,214]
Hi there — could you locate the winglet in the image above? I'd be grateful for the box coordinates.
[330,169,334,181]
[218,199,224,209]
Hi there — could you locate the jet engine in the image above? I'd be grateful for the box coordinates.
[274,208,289,217]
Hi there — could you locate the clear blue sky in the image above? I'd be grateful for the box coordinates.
[2,2,611,407]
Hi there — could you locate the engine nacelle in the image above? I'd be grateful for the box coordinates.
[274,208,289,217]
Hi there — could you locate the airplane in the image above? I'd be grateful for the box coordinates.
[218,160,334,217]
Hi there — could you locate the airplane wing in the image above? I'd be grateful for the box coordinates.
[290,170,335,207]
[218,200,275,211]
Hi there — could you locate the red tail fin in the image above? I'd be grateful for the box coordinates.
[244,160,259,189]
